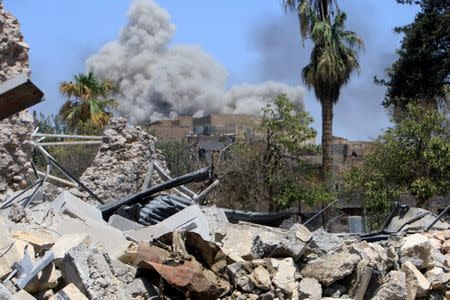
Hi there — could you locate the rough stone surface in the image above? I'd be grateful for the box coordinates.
[308,228,343,255]
[249,266,272,291]
[372,270,407,300]
[0,4,33,201]
[300,252,361,286]
[0,3,30,82]
[72,118,168,204]
[271,258,296,295]
[399,233,434,269]
[401,260,430,300]
[60,243,126,300]
[298,277,322,300]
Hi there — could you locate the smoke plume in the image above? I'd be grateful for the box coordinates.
[86,0,305,122]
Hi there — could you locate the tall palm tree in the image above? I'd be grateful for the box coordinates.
[283,0,363,185]
[59,70,118,131]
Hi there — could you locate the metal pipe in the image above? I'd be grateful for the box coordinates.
[303,199,339,226]
[23,163,51,208]
[32,133,104,140]
[193,179,219,203]
[153,162,198,198]
[426,202,450,231]
[36,141,102,146]
[30,169,77,187]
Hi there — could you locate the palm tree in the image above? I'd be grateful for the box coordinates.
[59,70,118,131]
[282,0,363,185]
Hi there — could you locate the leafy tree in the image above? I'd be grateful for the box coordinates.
[214,95,335,212]
[282,0,363,185]
[59,70,118,132]
[376,0,450,113]
[342,104,450,226]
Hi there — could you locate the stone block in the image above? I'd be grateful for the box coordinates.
[50,191,102,221]
[125,205,210,242]
[49,214,131,259]
[372,270,407,300]
[50,283,88,300]
[14,290,36,300]
[271,258,296,295]
[108,215,143,231]
[401,260,430,300]
[298,277,322,300]
[0,283,14,300]
[50,233,90,266]
[60,244,126,300]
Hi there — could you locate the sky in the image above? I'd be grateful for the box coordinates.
[3,0,419,141]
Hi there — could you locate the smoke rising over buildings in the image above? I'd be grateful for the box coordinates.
[86,0,305,123]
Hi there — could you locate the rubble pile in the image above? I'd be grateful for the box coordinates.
[0,189,449,299]
[71,118,169,204]
[0,111,34,200]
[0,1,30,82]
[0,2,34,200]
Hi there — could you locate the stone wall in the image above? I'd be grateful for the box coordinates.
[0,3,34,200]
[72,118,169,205]
[0,2,30,81]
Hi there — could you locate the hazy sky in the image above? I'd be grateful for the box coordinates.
[4,0,419,141]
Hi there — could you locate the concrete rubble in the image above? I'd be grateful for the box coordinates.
[0,183,449,299]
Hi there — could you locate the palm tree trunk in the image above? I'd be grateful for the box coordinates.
[321,100,333,190]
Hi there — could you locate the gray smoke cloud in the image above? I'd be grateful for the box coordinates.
[86,0,304,122]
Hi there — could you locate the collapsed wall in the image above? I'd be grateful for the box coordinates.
[72,118,169,204]
[0,3,34,200]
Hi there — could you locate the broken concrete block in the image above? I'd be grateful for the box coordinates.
[108,215,144,231]
[290,223,312,243]
[249,266,271,291]
[108,258,137,287]
[217,222,306,261]
[298,277,322,300]
[50,283,88,300]
[372,270,407,300]
[301,252,361,286]
[60,244,126,300]
[201,205,229,238]
[399,233,434,269]
[308,228,343,255]
[125,205,210,242]
[401,260,430,300]
[12,230,55,251]
[0,227,21,279]
[425,267,444,290]
[0,282,14,300]
[124,278,158,299]
[236,276,255,292]
[14,290,36,300]
[271,257,296,295]
[50,191,102,221]
[50,233,90,266]
[49,214,131,259]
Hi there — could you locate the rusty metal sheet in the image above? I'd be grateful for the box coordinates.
[0,74,44,121]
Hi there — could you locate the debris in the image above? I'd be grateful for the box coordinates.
[248,266,271,291]
[298,277,322,300]
[271,258,296,295]
[300,252,361,286]
[108,215,144,232]
[372,270,407,300]
[16,250,54,290]
[50,191,103,221]
[126,204,210,242]
[401,260,431,299]
[60,243,126,300]
[51,283,89,300]
[399,233,434,269]
[308,227,344,255]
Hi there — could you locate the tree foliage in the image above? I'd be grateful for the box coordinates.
[376,0,450,113]
[59,70,118,132]
[214,95,334,211]
[342,104,450,223]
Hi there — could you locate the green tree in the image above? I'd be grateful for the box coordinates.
[214,95,334,212]
[59,70,118,132]
[376,0,449,114]
[342,104,450,226]
[282,0,363,185]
